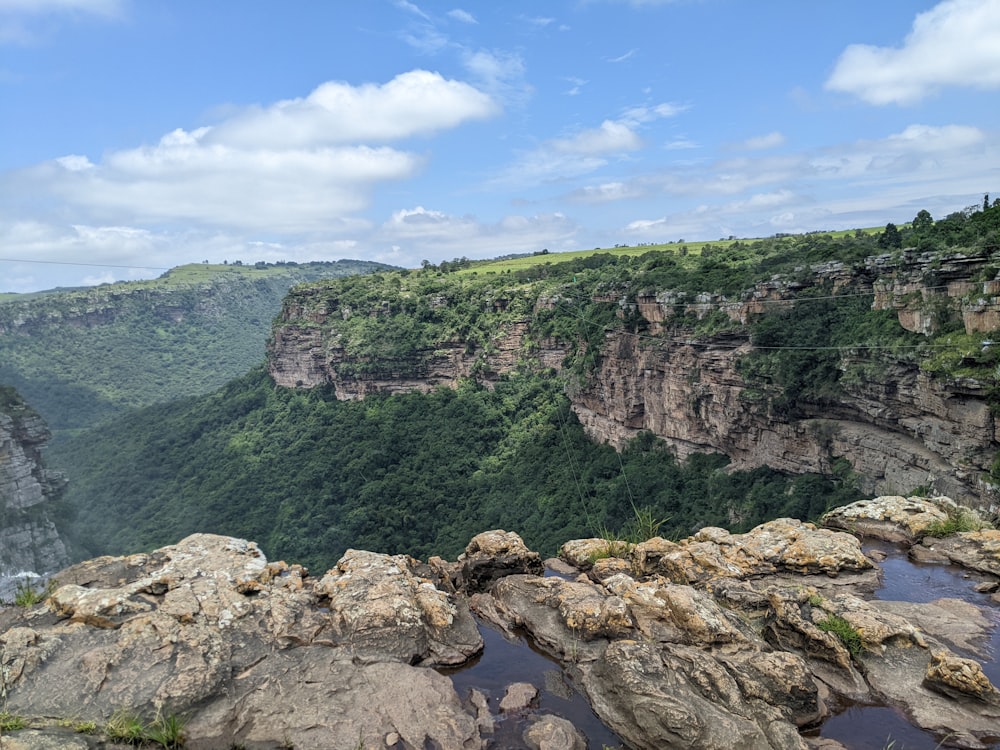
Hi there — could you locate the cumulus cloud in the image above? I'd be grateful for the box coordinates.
[551,120,643,155]
[210,70,498,149]
[9,70,498,233]
[569,181,643,204]
[826,0,1000,104]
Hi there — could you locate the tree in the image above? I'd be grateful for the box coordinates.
[912,209,934,234]
[878,222,901,249]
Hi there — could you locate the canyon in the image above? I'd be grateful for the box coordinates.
[269,249,1000,518]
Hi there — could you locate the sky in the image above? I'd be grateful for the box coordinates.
[1,0,999,293]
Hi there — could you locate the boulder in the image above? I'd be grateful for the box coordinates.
[821,495,977,544]
[0,534,484,749]
[640,519,873,584]
[458,530,544,592]
[912,529,1000,577]
[524,714,587,750]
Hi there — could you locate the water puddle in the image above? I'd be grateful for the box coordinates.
[444,621,624,749]
[819,541,1000,749]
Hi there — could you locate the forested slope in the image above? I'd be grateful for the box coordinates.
[0,260,393,437]
[53,367,858,571]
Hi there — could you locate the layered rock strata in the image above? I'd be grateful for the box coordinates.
[268,251,1000,514]
[0,390,68,593]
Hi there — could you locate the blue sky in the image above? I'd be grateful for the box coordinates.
[2,0,999,292]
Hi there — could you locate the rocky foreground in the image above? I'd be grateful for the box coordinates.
[1,496,999,750]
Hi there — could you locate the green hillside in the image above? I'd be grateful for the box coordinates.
[0,260,394,436]
[52,367,860,571]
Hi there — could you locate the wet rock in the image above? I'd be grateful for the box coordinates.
[523,714,587,750]
[924,649,1000,703]
[874,598,992,656]
[458,530,544,593]
[499,681,538,712]
[582,639,813,750]
[912,529,1000,577]
[821,495,956,543]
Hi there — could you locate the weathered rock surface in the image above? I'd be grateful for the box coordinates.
[0,390,68,593]
[628,518,874,584]
[0,533,484,750]
[914,528,1000,577]
[2,513,1000,750]
[822,494,957,543]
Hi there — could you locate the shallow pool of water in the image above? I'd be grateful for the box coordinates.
[445,621,624,749]
[819,541,1000,750]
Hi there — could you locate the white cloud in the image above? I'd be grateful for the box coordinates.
[570,181,643,204]
[0,0,122,15]
[608,49,636,63]
[741,131,786,150]
[210,70,498,149]
[551,120,643,155]
[378,207,577,261]
[826,0,1000,104]
[461,49,531,105]
[6,70,499,234]
[394,0,430,21]
[447,8,476,24]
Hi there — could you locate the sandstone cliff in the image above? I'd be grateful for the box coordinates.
[268,249,1000,517]
[0,388,68,596]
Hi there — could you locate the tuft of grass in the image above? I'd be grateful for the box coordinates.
[817,614,863,657]
[104,708,186,748]
[104,709,148,745]
[923,505,989,538]
[146,710,186,749]
[10,578,55,607]
[0,711,28,731]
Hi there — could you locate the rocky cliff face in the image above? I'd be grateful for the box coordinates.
[0,389,68,592]
[268,249,1000,516]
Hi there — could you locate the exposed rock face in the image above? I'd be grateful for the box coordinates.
[5,508,997,749]
[0,389,68,592]
[1,534,484,749]
[267,250,1000,515]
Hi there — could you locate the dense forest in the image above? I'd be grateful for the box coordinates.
[52,368,860,571]
[42,199,1000,571]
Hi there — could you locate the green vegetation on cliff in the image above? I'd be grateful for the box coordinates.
[27,201,1000,570]
[53,367,860,571]
[0,260,394,436]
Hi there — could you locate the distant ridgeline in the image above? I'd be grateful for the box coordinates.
[0,259,395,436]
[47,202,1000,572]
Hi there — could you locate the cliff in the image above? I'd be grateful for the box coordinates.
[268,248,1000,516]
[0,388,68,591]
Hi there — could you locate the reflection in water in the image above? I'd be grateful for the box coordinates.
[820,541,1000,750]
[445,622,624,749]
